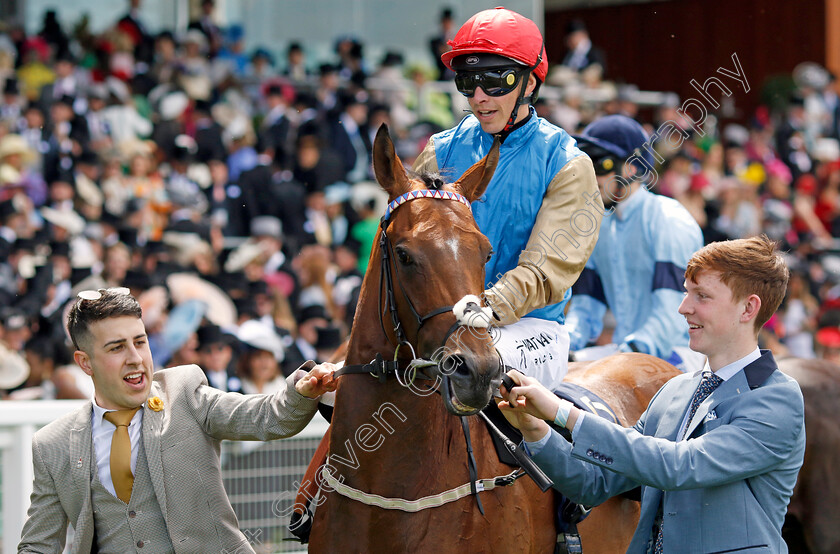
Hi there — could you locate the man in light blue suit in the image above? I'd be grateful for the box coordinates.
[500,235,805,553]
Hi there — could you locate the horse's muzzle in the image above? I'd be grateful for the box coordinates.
[439,352,501,416]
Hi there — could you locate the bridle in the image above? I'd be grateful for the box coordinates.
[333,188,482,384]
[378,189,474,354]
[325,187,554,515]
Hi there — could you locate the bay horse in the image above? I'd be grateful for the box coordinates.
[778,357,840,554]
[308,124,679,552]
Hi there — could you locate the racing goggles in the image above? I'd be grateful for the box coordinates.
[455,68,523,98]
[592,156,619,176]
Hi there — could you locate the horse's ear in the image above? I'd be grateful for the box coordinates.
[373,123,411,199]
[455,138,500,201]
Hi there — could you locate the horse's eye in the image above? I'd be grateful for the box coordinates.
[486,249,495,263]
[396,248,412,266]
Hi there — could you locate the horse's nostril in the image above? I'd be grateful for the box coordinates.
[442,355,471,378]
[454,359,471,377]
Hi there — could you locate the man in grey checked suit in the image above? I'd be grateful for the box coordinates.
[18,288,337,553]
[499,235,806,553]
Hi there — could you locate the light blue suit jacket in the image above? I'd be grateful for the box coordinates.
[532,351,805,553]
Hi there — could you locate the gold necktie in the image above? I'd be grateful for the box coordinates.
[103,407,141,503]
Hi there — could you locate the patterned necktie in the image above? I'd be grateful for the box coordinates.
[679,371,724,441]
[103,407,141,503]
[653,371,724,553]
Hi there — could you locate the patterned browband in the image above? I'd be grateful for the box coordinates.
[382,190,472,222]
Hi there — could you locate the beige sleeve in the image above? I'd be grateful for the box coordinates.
[411,137,439,174]
[484,155,603,325]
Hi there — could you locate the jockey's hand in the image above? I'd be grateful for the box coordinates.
[294,361,340,399]
[497,369,560,441]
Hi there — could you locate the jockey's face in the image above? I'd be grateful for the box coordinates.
[594,163,639,209]
[467,73,536,135]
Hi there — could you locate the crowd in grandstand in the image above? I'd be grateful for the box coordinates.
[2,4,840,401]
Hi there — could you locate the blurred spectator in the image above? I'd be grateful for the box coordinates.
[258,80,294,165]
[560,19,607,75]
[328,91,371,183]
[293,130,345,194]
[405,63,453,131]
[429,7,456,81]
[196,323,242,392]
[761,159,796,247]
[236,319,286,394]
[781,268,818,358]
[150,30,179,85]
[0,340,30,398]
[100,78,152,145]
[216,24,249,78]
[294,244,336,319]
[39,51,86,111]
[295,303,331,361]
[0,133,47,205]
[11,335,58,399]
[17,36,54,102]
[1,78,25,128]
[188,0,223,59]
[283,42,308,83]
[116,0,155,64]
[38,10,70,60]
[334,35,366,87]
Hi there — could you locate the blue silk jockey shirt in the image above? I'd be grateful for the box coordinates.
[430,108,586,324]
[565,187,704,359]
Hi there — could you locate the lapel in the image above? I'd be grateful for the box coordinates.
[684,350,777,439]
[658,375,703,440]
[142,382,169,523]
[69,402,93,491]
[68,402,96,552]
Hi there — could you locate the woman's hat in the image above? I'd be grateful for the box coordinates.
[236,319,285,361]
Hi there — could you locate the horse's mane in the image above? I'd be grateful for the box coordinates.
[412,171,448,191]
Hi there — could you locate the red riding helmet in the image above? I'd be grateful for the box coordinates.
[441,7,548,82]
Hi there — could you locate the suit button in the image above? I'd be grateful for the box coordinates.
[128,511,136,518]
[599,455,607,462]
[586,449,594,457]
[137,540,144,548]
[606,458,613,465]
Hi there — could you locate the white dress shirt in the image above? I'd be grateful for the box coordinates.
[91,402,144,500]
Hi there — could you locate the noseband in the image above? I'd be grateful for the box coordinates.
[378,189,474,353]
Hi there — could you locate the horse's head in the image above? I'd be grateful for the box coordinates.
[371,124,502,416]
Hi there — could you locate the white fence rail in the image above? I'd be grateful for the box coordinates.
[0,401,327,553]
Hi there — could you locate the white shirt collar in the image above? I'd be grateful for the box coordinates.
[704,347,761,382]
[92,399,145,429]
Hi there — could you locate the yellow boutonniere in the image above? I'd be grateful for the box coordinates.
[147,396,164,412]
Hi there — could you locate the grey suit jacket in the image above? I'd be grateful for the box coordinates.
[532,350,806,554]
[18,364,320,553]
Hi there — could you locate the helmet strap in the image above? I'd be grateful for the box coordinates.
[500,42,545,134]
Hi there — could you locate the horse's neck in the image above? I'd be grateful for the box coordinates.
[330,376,462,489]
